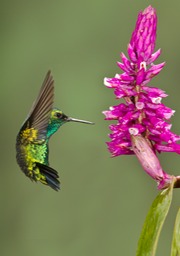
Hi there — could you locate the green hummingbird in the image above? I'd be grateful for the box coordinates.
[16,71,94,191]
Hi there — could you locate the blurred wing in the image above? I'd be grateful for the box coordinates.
[21,70,54,141]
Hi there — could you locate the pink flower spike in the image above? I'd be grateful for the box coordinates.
[103,5,180,189]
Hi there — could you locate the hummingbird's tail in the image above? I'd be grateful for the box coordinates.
[36,162,60,191]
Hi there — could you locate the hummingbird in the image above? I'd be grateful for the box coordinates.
[16,71,94,191]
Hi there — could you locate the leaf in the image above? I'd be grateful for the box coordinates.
[170,208,180,256]
[136,179,175,256]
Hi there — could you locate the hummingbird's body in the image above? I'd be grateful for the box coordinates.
[16,71,93,191]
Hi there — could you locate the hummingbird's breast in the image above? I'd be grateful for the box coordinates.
[16,128,49,176]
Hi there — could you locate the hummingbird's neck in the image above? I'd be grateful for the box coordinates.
[46,120,63,138]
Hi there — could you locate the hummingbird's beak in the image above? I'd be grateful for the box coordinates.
[66,117,94,125]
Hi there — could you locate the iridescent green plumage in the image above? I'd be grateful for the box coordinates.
[16,71,93,191]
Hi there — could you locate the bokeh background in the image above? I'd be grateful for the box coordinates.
[1,1,180,255]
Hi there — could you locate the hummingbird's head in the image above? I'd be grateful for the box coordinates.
[50,109,69,124]
[47,108,94,138]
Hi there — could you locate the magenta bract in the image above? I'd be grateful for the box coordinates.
[104,6,180,157]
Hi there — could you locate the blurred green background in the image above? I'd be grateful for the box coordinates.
[1,0,180,255]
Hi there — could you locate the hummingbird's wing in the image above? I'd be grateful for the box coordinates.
[21,70,54,141]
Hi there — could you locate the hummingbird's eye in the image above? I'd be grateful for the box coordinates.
[56,112,62,118]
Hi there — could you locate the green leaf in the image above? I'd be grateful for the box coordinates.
[170,208,180,256]
[136,180,175,256]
